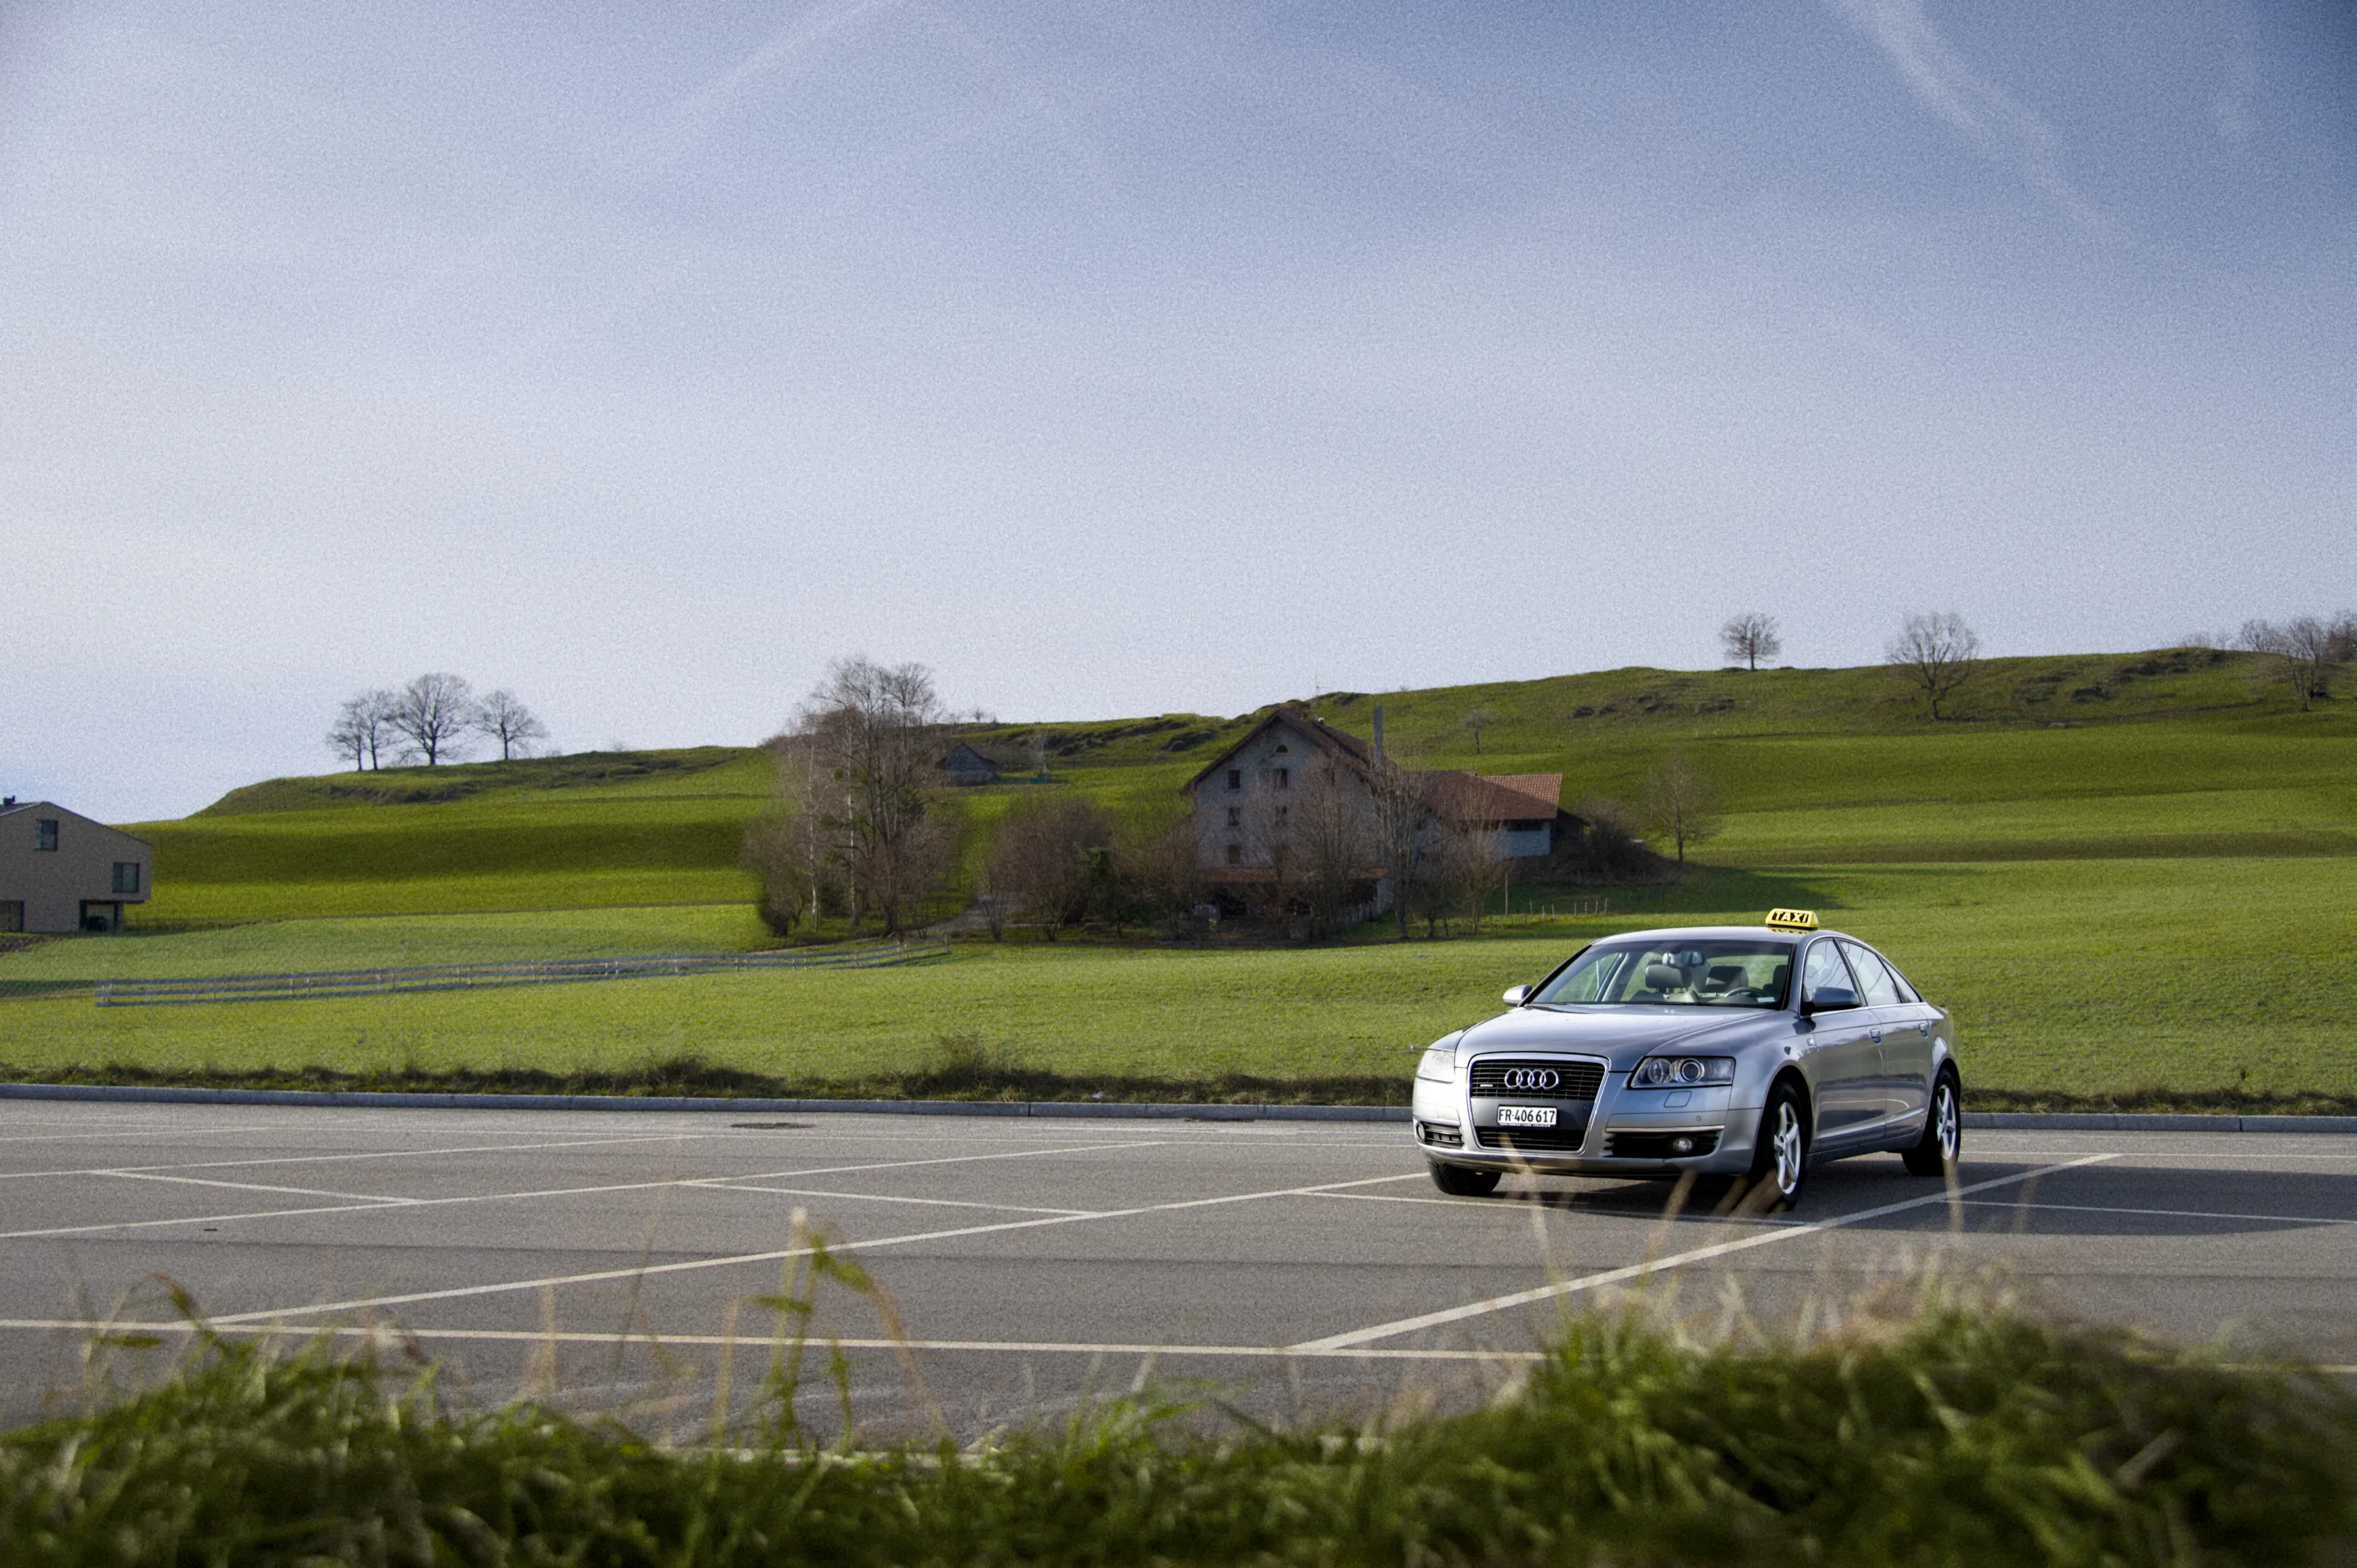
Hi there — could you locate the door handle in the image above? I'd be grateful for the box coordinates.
[1869,1028,1882,1043]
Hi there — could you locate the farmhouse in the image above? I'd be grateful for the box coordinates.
[0,800,151,933]
[937,742,1003,786]
[1178,709,1572,912]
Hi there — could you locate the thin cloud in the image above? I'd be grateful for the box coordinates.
[1829,0,2101,227]
[619,0,899,181]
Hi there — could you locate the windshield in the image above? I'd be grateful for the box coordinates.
[1528,939,1795,1009]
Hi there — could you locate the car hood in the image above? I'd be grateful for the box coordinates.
[1454,1006,1776,1070]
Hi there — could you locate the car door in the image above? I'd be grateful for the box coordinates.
[1839,939,1914,1133]
[1850,942,1937,1130]
[1798,939,1882,1144]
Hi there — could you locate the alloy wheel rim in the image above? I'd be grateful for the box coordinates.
[1936,1084,1958,1160]
[1773,1102,1803,1196]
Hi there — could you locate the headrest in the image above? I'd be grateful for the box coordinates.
[1643,963,1684,991]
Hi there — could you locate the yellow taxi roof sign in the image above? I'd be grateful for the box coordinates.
[1765,908,1818,931]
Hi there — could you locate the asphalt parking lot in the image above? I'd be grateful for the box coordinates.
[2,1102,2352,1437]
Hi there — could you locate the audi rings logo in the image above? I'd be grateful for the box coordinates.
[1500,1068,1561,1092]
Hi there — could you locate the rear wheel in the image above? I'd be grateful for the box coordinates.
[1903,1071,1962,1176]
[1746,1081,1809,1211]
[1430,1162,1502,1197]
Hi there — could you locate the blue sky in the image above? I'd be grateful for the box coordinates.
[4,1,2352,820]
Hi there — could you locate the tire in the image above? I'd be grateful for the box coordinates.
[1902,1070,1962,1177]
[1430,1162,1502,1197]
[1746,1079,1809,1211]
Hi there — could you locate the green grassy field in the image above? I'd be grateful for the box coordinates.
[3,647,2352,1102]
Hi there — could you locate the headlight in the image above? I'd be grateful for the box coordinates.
[1416,1044,1458,1083]
[1631,1056,1735,1088]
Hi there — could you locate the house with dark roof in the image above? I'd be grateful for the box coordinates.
[937,741,1004,786]
[0,800,151,933]
[1177,709,1574,912]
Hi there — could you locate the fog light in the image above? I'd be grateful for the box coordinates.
[1670,1136,1695,1155]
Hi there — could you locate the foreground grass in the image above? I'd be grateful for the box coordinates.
[8,1296,2353,1567]
[7,855,2355,1101]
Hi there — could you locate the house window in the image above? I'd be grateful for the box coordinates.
[1225,806,1241,827]
[113,863,141,894]
[0,902,20,934]
[1273,743,1290,755]
[34,819,58,852]
[1226,768,1242,791]
[1274,805,1289,824]
[1273,768,1289,789]
[1225,844,1242,865]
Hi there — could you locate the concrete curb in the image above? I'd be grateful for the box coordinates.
[1962,1111,2357,1133]
[0,1082,1412,1123]
[4,1082,2356,1132]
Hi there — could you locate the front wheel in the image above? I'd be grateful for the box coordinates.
[1430,1162,1502,1197]
[1746,1082,1809,1211]
[1903,1071,1962,1176]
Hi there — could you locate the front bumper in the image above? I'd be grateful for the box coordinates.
[1412,1061,1764,1176]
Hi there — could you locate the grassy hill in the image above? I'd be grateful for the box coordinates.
[4,646,2351,1105]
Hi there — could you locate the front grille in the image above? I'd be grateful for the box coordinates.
[1417,1120,1462,1148]
[1476,1127,1588,1153]
[1467,1058,1604,1102]
[1605,1129,1722,1160]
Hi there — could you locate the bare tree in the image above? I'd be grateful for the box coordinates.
[1720,612,1782,671]
[1406,819,1487,938]
[1886,612,1981,720]
[1112,810,1205,934]
[738,813,812,938]
[471,689,548,761]
[1292,764,1373,938]
[2240,615,2351,712]
[1641,753,1721,867]
[325,690,401,771]
[987,795,1114,939]
[800,656,951,935]
[388,673,475,766]
[1459,706,1497,755]
[1365,753,1429,941]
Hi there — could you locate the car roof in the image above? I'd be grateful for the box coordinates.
[1587,925,1855,944]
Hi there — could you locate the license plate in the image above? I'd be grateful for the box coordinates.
[1497,1106,1557,1128]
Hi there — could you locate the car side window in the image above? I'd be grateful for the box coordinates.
[1800,940,1856,1006]
[1840,941,1904,1007]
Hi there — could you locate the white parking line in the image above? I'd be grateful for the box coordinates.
[687,1183,1095,1217]
[0,1131,737,1183]
[1291,1155,2119,1351]
[0,1120,286,1142]
[0,1141,1154,1241]
[1960,1198,2354,1227]
[100,1171,421,1204]
[203,1171,1427,1326]
[0,1318,1540,1361]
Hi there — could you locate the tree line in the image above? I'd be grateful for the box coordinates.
[327,675,549,769]
[1720,608,2357,719]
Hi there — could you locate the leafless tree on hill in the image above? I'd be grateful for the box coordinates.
[1721,612,1782,671]
[800,656,952,935]
[2238,614,2354,712]
[1459,706,1497,755]
[327,689,402,771]
[1886,612,1981,720]
[1641,753,1722,868]
[388,674,475,765]
[472,690,548,760]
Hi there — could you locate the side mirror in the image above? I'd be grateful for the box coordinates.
[1802,986,1859,1016]
[1502,985,1530,1007]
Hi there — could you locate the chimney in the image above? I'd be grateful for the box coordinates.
[1372,705,1386,763]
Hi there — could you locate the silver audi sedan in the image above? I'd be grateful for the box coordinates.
[1409,914,1961,1209]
